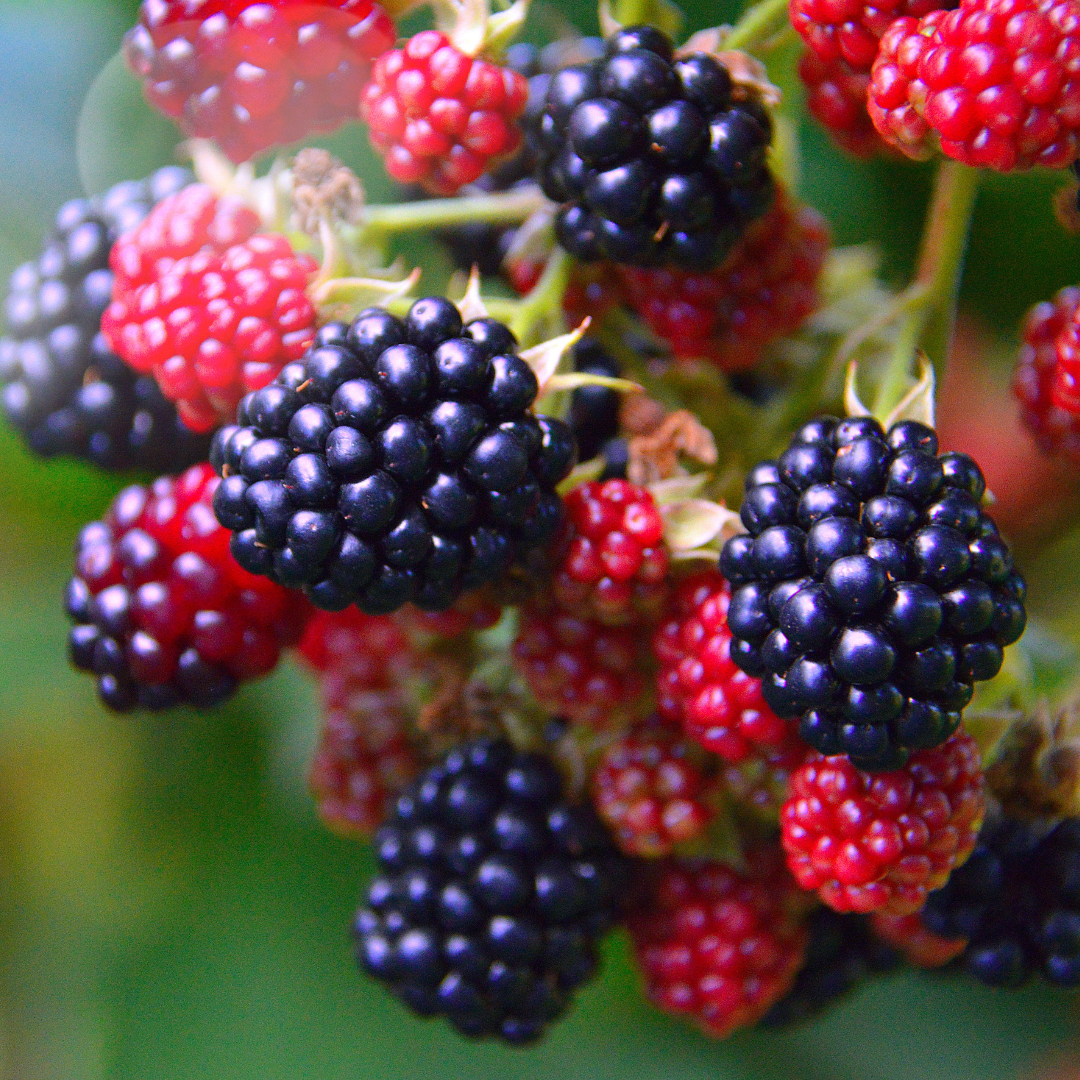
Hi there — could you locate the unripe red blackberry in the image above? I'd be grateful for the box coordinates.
[124,0,397,164]
[616,189,829,370]
[512,608,650,728]
[211,300,575,615]
[361,30,530,195]
[798,51,892,158]
[653,570,792,762]
[102,183,319,433]
[354,737,633,1043]
[870,911,967,966]
[722,416,1027,771]
[761,908,901,1025]
[65,462,311,711]
[532,26,775,269]
[628,851,809,1037]
[592,719,714,856]
[302,608,421,837]
[921,814,1080,987]
[553,478,670,627]
[1012,287,1080,458]
[0,168,211,471]
[781,730,986,915]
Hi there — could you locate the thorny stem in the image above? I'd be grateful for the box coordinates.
[870,159,980,418]
[723,0,791,52]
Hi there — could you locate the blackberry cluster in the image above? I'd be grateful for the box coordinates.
[567,337,621,464]
[761,909,900,1026]
[921,816,1080,987]
[211,299,576,615]
[0,168,210,470]
[720,417,1027,771]
[532,25,774,269]
[353,737,632,1044]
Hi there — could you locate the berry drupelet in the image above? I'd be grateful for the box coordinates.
[720,416,1027,771]
[567,336,622,465]
[532,25,775,269]
[210,299,576,616]
[65,462,311,712]
[353,737,633,1044]
[628,851,809,1037]
[0,167,211,471]
[921,814,1080,987]
[760,909,900,1026]
[124,0,396,164]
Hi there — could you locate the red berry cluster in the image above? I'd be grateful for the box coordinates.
[868,0,1080,170]
[361,30,530,195]
[617,190,830,371]
[780,731,986,915]
[592,720,714,856]
[629,852,809,1037]
[124,0,396,164]
[300,609,420,837]
[1013,286,1080,457]
[511,609,649,728]
[799,51,894,157]
[870,911,968,966]
[67,463,310,709]
[554,479,670,627]
[654,571,792,762]
[102,184,318,432]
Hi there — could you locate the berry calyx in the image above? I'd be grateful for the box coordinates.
[628,851,809,1038]
[653,570,792,762]
[554,478,670,627]
[361,31,530,195]
[101,183,319,432]
[65,462,311,711]
[592,719,715,856]
[780,729,986,915]
[124,0,397,164]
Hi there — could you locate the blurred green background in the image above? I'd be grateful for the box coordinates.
[0,0,1078,1077]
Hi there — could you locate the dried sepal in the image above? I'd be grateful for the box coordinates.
[627,409,718,484]
[521,319,590,394]
[456,265,489,324]
[661,498,742,552]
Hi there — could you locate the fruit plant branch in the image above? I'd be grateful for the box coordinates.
[723,0,791,52]
[871,159,981,417]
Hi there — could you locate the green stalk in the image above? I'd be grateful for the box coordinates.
[870,159,980,418]
[724,0,790,51]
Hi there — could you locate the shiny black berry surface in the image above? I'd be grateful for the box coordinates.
[0,167,210,471]
[568,337,621,463]
[532,26,773,269]
[354,738,632,1044]
[761,909,900,1026]
[720,416,1026,771]
[921,815,1080,989]
[211,301,576,616]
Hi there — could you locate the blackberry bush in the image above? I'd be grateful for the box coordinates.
[532,25,775,269]
[721,417,1027,770]
[0,167,211,471]
[353,737,633,1043]
[210,299,575,615]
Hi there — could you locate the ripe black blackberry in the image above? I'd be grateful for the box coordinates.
[568,337,621,463]
[532,25,774,269]
[210,299,576,616]
[761,909,900,1026]
[719,416,1027,771]
[353,737,632,1044]
[921,815,1080,988]
[0,167,210,471]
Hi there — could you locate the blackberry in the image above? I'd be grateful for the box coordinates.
[761,909,901,1026]
[568,337,621,463]
[211,300,576,616]
[532,26,774,269]
[353,736,633,1044]
[0,167,211,470]
[720,417,1027,771]
[921,815,1080,988]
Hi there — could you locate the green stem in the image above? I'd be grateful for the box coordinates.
[724,0,791,52]
[511,248,571,345]
[871,158,980,418]
[353,186,547,243]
